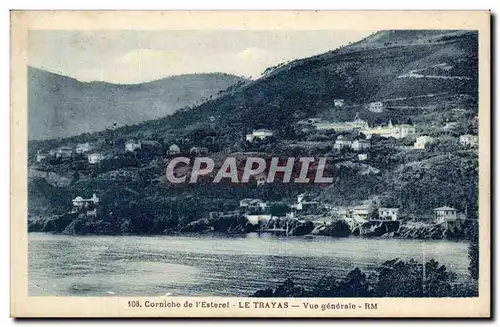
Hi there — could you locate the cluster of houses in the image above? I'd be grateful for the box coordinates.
[299,114,416,140]
[36,142,105,165]
[34,139,212,166]
[210,189,469,229]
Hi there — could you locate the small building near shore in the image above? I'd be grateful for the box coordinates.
[368,101,384,112]
[433,206,459,224]
[296,193,319,211]
[245,214,272,225]
[350,205,370,219]
[72,193,99,216]
[379,208,400,221]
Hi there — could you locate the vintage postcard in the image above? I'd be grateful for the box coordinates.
[11,11,490,318]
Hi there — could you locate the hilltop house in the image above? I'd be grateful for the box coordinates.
[56,146,74,159]
[378,208,400,221]
[190,146,209,156]
[434,206,460,224]
[72,193,99,217]
[368,101,384,112]
[87,153,104,164]
[334,135,352,150]
[246,129,274,142]
[333,99,345,107]
[351,139,371,151]
[76,142,92,154]
[125,139,142,152]
[414,135,434,149]
[459,134,479,148]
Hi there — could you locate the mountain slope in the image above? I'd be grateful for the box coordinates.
[28,67,247,140]
[158,30,477,135]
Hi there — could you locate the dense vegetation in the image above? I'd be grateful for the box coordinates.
[252,258,478,297]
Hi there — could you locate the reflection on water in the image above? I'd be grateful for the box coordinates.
[28,233,470,296]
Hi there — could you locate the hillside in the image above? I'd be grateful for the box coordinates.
[28,67,247,140]
[27,29,479,236]
[156,30,477,136]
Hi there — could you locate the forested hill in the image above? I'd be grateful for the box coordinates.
[70,29,478,144]
[28,67,247,140]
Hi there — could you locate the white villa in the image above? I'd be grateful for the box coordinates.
[352,139,371,151]
[87,153,104,164]
[36,150,49,162]
[76,142,92,154]
[459,134,479,147]
[72,193,99,216]
[333,99,345,107]
[246,129,274,142]
[72,193,99,207]
[434,206,461,224]
[245,214,272,225]
[414,135,434,149]
[350,205,370,219]
[167,144,181,155]
[334,135,352,150]
[358,153,368,161]
[125,139,142,152]
[368,101,384,112]
[56,146,74,159]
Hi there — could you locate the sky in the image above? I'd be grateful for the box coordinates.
[28,30,375,84]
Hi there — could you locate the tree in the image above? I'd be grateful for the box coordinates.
[270,202,290,217]
[467,222,479,281]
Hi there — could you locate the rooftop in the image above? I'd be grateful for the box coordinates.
[433,206,457,211]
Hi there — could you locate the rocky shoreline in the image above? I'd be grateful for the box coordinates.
[28,213,476,241]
